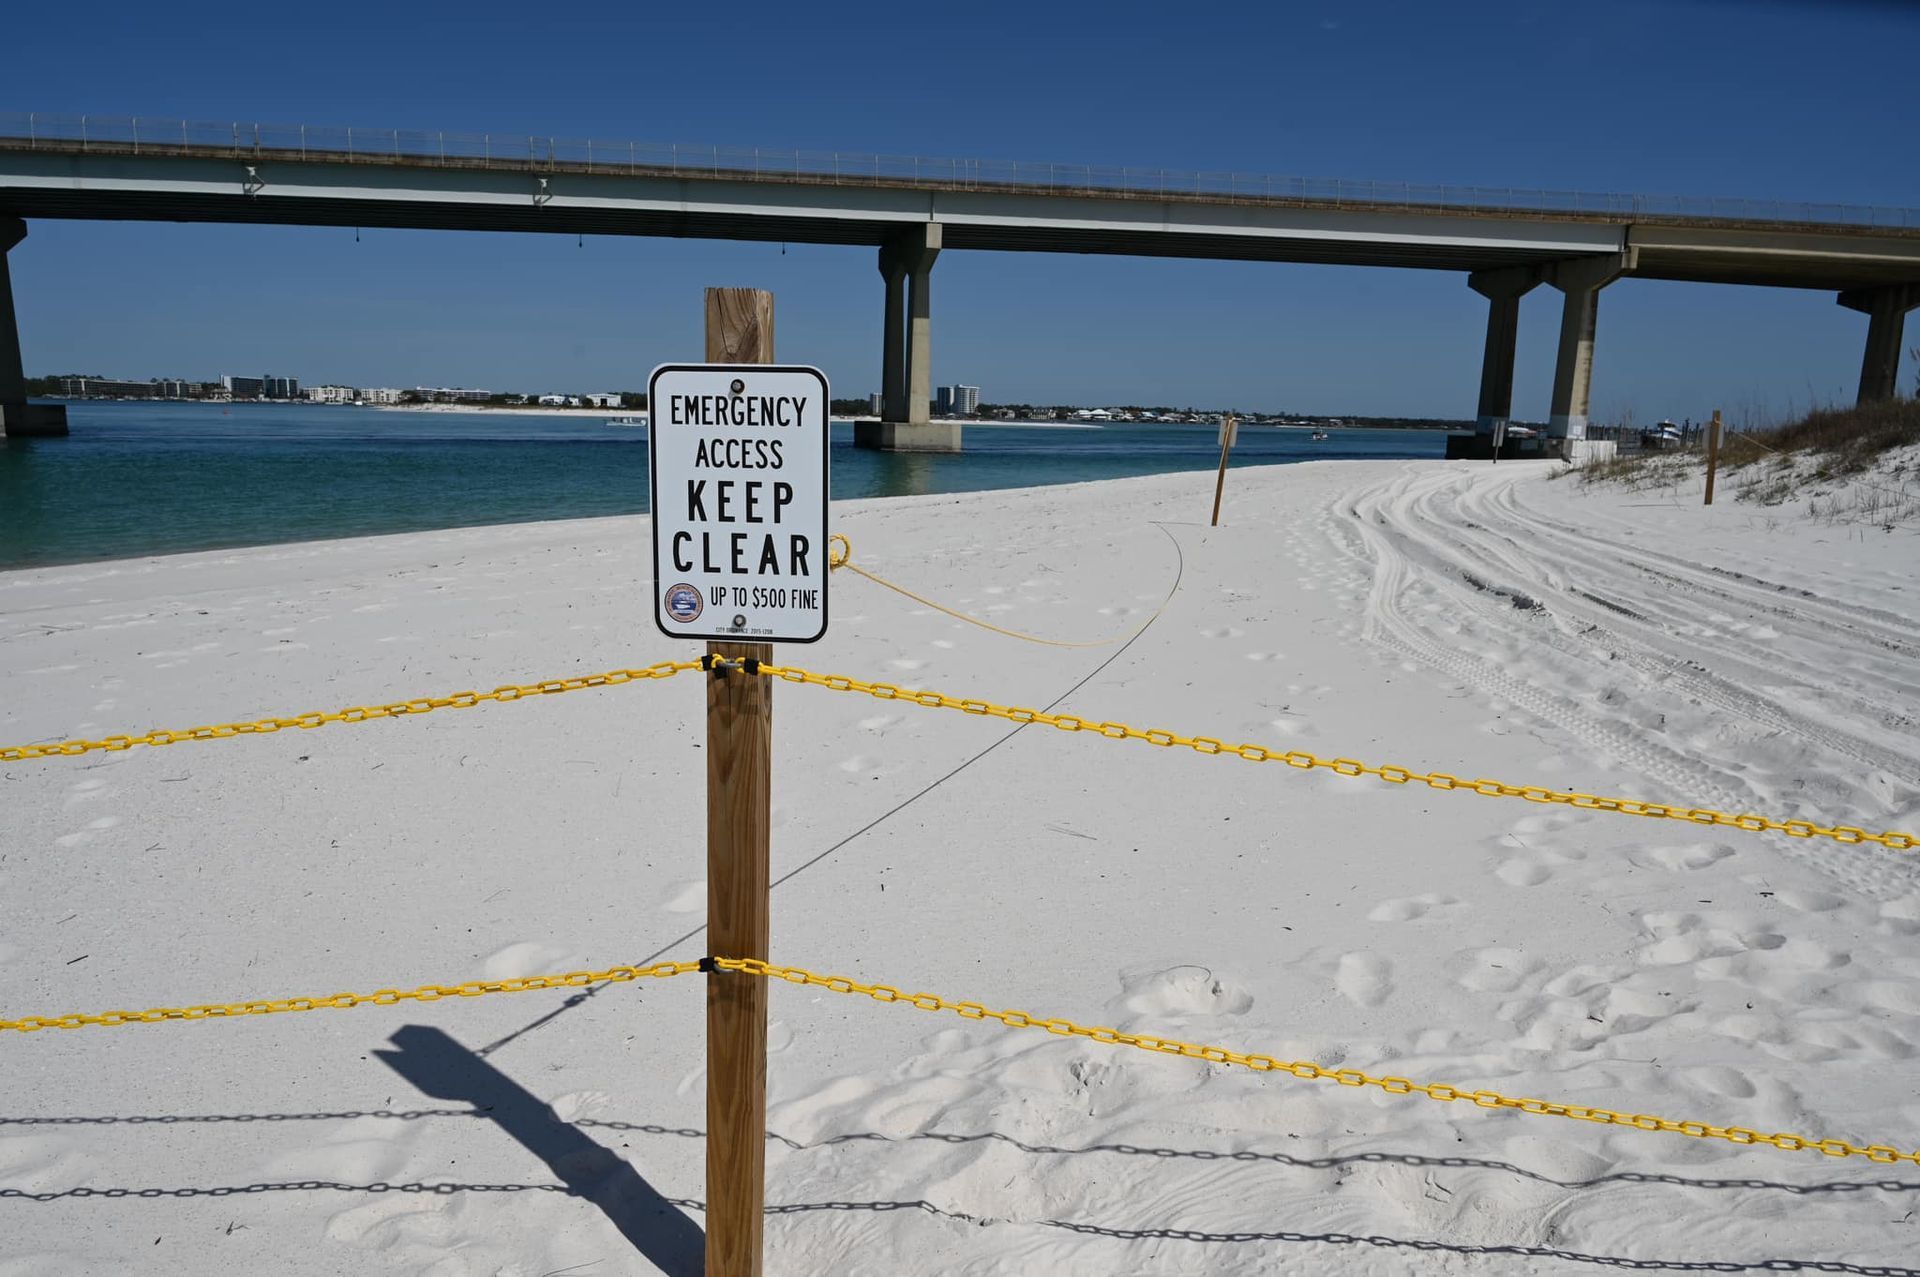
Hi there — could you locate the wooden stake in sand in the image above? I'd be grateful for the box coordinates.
[1211,413,1239,526]
[1704,408,1723,507]
[704,286,773,1277]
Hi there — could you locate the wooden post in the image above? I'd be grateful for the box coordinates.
[704,286,773,1277]
[1210,413,1238,527]
[1704,408,1723,506]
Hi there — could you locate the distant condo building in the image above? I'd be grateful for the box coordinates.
[936,384,979,416]
[57,376,222,399]
[57,376,154,398]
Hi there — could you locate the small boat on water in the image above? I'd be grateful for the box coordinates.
[605,415,648,427]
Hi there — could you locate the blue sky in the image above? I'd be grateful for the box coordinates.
[7,0,1916,420]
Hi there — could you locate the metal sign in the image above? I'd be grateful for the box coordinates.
[648,363,830,643]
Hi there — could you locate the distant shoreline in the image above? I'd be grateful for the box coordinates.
[38,398,1475,431]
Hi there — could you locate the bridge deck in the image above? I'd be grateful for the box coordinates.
[2,134,1918,290]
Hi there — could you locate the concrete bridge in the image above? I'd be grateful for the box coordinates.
[2,114,1917,450]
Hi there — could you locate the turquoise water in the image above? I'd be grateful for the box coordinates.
[0,402,1444,569]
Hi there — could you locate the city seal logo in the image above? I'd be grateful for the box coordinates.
[664,582,704,623]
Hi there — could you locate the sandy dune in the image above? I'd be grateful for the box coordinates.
[2,455,1917,1275]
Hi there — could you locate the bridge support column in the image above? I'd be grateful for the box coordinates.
[1544,253,1629,461]
[1468,266,1540,438]
[855,223,958,453]
[1838,284,1920,405]
[877,242,907,423]
[0,218,66,438]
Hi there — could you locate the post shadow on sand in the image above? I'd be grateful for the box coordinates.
[372,1024,704,1277]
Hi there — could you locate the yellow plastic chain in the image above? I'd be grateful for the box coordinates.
[15,952,1913,1169]
[829,533,1144,649]
[0,959,700,1034]
[715,956,1920,1168]
[749,662,1917,852]
[8,649,1910,851]
[0,660,704,763]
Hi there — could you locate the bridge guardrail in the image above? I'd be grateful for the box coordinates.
[3,112,1917,231]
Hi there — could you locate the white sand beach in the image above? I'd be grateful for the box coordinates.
[3,455,1918,1276]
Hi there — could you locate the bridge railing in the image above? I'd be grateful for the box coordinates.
[5,112,1917,231]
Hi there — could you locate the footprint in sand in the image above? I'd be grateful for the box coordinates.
[1494,858,1555,887]
[323,1195,449,1246]
[550,1090,610,1121]
[66,778,111,805]
[1883,896,1920,936]
[1489,830,1585,887]
[1774,889,1844,913]
[1335,952,1393,1007]
[481,941,576,980]
[1637,842,1737,872]
[1771,937,1849,970]
[1368,892,1462,923]
[1678,1065,1758,1099]
[1267,713,1311,737]
[1452,946,1543,993]
[1119,965,1254,1017]
[1854,981,1920,1015]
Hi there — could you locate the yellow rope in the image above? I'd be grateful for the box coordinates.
[717,957,1920,1168]
[0,660,704,762]
[828,532,1154,649]
[749,661,1917,852]
[0,960,699,1033]
[13,951,1916,1170]
[6,647,1911,852]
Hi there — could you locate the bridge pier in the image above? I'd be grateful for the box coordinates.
[855,223,959,453]
[1838,284,1919,404]
[0,218,66,438]
[1544,253,1629,461]
[1468,266,1541,438]
[877,240,907,423]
